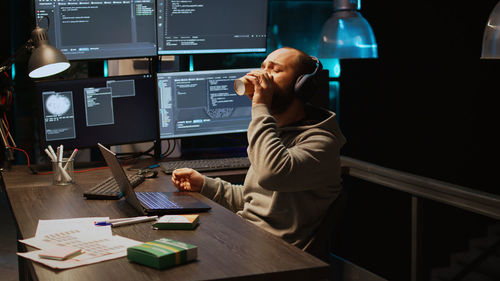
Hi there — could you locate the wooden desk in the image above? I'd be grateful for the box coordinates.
[1,165,330,281]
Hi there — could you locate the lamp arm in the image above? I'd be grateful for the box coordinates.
[0,40,34,73]
[0,15,50,72]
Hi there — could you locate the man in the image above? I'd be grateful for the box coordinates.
[171,47,346,249]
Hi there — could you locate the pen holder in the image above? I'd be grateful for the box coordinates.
[52,158,74,185]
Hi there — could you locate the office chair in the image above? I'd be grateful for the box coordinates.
[303,166,387,281]
[303,185,348,262]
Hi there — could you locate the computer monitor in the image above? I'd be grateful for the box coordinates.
[156,0,268,54]
[36,74,158,150]
[156,68,254,141]
[34,0,157,60]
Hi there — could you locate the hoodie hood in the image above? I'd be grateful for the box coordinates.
[279,104,347,148]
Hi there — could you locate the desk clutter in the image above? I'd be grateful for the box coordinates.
[17,217,142,269]
[43,144,78,185]
[17,215,200,270]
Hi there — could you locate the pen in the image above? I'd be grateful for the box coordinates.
[110,216,158,227]
[94,217,142,226]
[94,222,112,226]
[94,216,148,225]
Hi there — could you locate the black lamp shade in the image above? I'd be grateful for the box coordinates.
[28,26,70,78]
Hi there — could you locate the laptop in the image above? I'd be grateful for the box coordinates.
[97,143,211,215]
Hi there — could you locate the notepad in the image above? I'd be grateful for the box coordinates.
[127,238,197,269]
[38,246,83,260]
[153,214,199,230]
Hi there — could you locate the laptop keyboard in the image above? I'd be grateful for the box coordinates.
[84,173,145,200]
[160,156,250,174]
[136,192,181,209]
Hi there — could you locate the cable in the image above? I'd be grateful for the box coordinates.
[36,166,109,176]
[10,146,30,167]
[167,139,176,156]
[74,166,109,173]
[116,144,155,161]
[161,139,177,158]
[161,140,171,157]
[1,112,31,168]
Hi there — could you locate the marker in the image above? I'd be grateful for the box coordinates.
[58,144,64,162]
[47,145,57,160]
[44,148,56,162]
[63,148,78,170]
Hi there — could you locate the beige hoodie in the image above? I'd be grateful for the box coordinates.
[201,103,346,248]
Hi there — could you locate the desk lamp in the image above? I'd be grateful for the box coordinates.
[481,1,500,59]
[0,16,69,168]
[318,0,377,59]
[0,16,70,78]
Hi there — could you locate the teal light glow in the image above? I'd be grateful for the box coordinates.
[189,55,194,71]
[318,1,378,60]
[338,19,345,30]
[329,81,340,117]
[321,58,341,78]
[103,60,108,77]
[11,64,15,80]
[272,24,283,49]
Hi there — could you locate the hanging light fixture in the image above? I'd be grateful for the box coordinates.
[318,0,377,59]
[481,1,500,59]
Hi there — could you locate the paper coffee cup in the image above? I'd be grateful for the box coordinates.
[234,78,254,96]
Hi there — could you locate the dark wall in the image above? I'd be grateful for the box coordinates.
[339,1,500,195]
[0,2,9,61]
[335,2,500,279]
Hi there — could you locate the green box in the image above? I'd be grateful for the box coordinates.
[127,238,197,269]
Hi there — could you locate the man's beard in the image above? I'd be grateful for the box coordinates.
[270,84,295,115]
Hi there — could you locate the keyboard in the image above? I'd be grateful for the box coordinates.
[136,192,181,209]
[160,156,250,174]
[83,173,145,200]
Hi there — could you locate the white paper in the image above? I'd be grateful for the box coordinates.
[18,235,141,269]
[35,217,112,237]
[18,217,142,270]
[21,229,126,254]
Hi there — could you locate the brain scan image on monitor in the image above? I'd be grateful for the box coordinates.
[45,93,72,116]
[42,91,76,142]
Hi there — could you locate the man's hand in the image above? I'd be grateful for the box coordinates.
[171,168,204,192]
[245,70,274,107]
